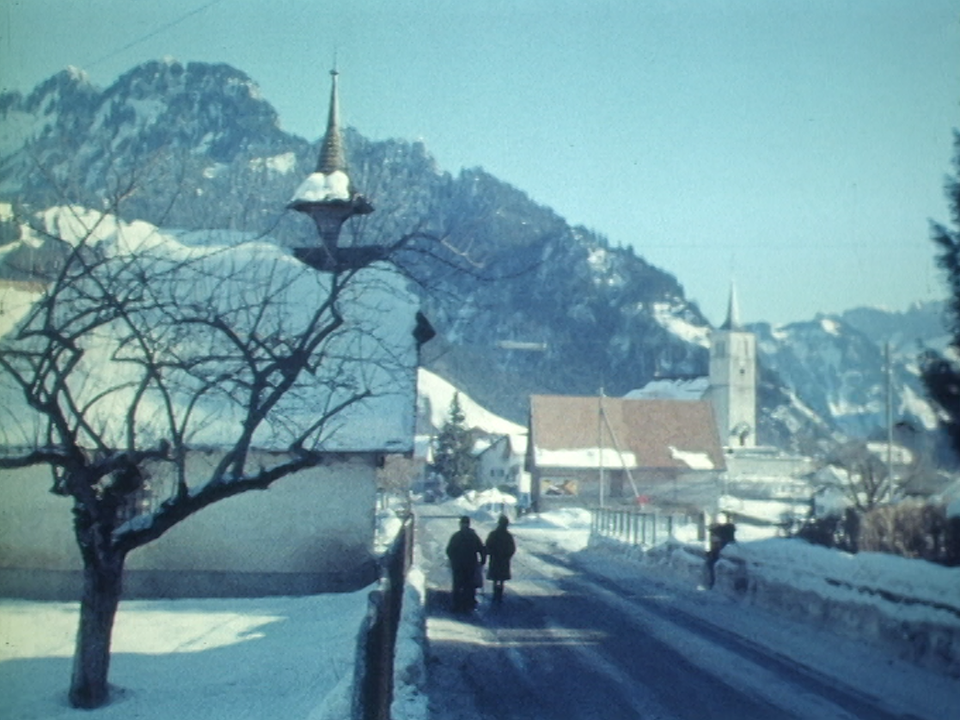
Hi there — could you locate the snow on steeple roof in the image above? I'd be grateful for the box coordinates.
[289,68,356,206]
[287,68,373,264]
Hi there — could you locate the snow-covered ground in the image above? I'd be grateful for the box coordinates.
[2,491,957,719]
[0,503,420,720]
[0,592,369,720]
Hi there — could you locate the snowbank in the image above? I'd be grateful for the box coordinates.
[716,539,960,676]
[391,567,429,720]
[589,526,960,678]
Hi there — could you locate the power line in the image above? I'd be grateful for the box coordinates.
[87,0,226,70]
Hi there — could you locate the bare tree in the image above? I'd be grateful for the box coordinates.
[824,440,890,512]
[0,195,420,707]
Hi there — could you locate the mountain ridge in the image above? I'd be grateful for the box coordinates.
[0,61,950,459]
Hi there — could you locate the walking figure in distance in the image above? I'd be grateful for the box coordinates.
[446,516,486,613]
[485,515,516,603]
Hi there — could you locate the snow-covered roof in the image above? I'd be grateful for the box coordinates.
[534,447,638,469]
[865,441,914,466]
[0,207,421,454]
[625,376,709,401]
[668,446,715,470]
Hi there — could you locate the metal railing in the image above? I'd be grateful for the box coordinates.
[591,507,704,548]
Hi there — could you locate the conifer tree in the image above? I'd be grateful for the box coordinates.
[922,130,960,456]
[430,393,476,497]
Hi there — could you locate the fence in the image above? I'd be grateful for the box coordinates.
[351,512,415,720]
[591,507,705,548]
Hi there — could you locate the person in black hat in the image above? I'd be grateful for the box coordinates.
[445,516,486,612]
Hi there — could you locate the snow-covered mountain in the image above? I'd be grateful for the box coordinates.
[0,61,949,458]
[416,368,525,437]
[753,305,945,438]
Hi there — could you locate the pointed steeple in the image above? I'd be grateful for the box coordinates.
[720,281,741,331]
[316,68,347,174]
[709,280,756,448]
[287,67,375,271]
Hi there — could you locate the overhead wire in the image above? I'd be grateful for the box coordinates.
[86,0,226,70]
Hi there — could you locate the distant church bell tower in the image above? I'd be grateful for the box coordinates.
[708,283,757,448]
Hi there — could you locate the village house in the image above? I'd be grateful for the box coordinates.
[0,70,430,600]
[525,285,764,514]
[475,433,532,506]
[527,394,726,512]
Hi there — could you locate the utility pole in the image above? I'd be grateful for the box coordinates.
[886,341,894,503]
[598,387,605,508]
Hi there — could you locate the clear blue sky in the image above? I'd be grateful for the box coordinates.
[2,0,958,326]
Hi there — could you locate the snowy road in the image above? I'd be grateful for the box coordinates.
[415,507,943,720]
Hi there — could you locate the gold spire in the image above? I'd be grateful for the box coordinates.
[316,68,346,174]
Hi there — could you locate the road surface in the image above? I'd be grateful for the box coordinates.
[415,506,940,720]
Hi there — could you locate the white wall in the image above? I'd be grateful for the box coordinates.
[0,452,378,599]
[477,437,530,493]
[709,328,758,448]
[0,463,78,570]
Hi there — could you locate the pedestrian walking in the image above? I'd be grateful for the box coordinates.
[484,515,516,603]
[446,515,486,612]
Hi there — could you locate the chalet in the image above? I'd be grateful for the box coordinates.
[527,395,725,512]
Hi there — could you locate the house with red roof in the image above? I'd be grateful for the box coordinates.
[526,394,726,512]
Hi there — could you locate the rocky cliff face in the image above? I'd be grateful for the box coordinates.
[0,61,947,455]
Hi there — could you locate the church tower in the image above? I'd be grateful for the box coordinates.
[708,283,757,448]
[288,68,374,271]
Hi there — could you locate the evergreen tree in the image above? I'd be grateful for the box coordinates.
[922,130,960,456]
[430,393,476,497]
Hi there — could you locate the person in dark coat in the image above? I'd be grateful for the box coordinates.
[705,519,736,588]
[484,515,516,603]
[446,516,486,612]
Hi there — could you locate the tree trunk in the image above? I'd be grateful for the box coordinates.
[69,550,125,709]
